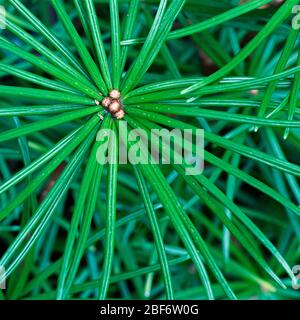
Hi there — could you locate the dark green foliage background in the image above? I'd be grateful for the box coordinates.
[0,0,300,300]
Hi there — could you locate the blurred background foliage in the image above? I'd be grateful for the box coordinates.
[0,0,300,300]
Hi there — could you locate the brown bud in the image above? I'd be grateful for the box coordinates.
[114,109,125,120]
[109,89,121,100]
[101,97,112,108]
[109,100,121,114]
